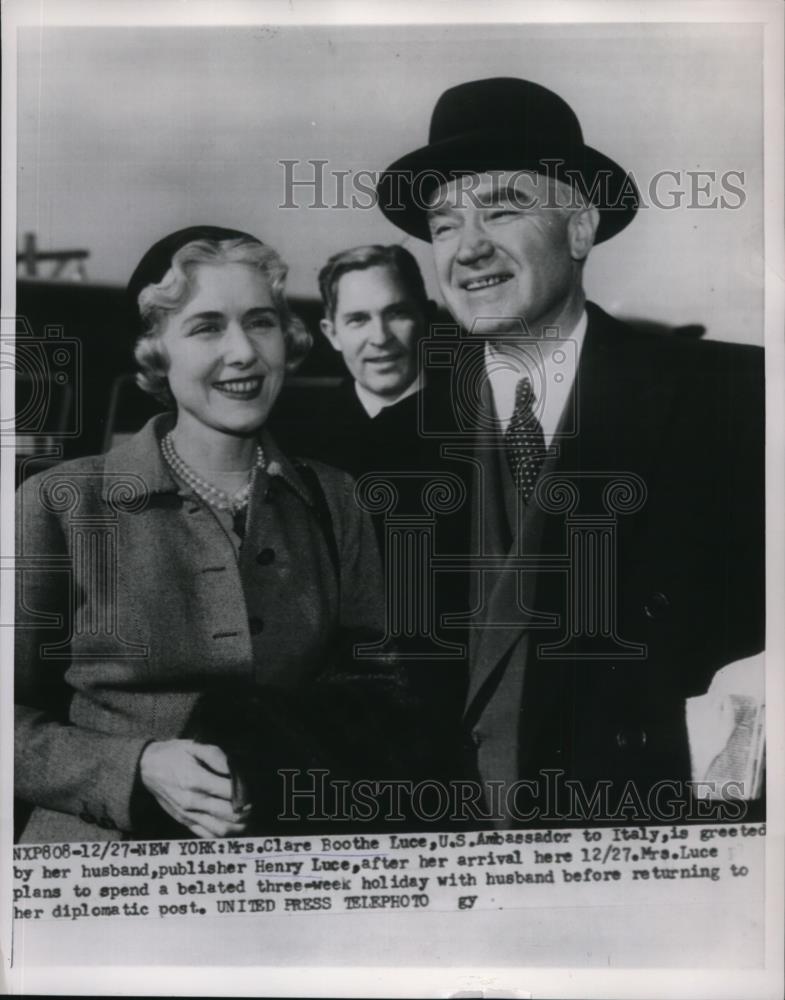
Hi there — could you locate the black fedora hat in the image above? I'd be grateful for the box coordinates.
[377,77,638,244]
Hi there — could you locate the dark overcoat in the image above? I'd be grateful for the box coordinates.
[456,302,765,822]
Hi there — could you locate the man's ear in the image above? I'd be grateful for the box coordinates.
[320,317,342,352]
[568,206,600,262]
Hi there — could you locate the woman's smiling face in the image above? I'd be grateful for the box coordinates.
[160,262,286,438]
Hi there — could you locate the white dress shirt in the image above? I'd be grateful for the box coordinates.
[354,372,425,419]
[484,311,588,446]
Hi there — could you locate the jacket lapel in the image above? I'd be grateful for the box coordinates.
[464,370,557,708]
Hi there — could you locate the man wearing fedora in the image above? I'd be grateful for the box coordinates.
[377,78,765,825]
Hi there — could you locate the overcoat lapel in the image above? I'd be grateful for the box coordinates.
[465,378,507,667]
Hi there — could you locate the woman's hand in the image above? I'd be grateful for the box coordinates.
[139,740,251,838]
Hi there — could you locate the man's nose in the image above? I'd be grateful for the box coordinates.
[367,316,393,345]
[455,218,494,266]
[223,323,257,365]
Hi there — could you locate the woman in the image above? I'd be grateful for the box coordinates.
[14,226,391,842]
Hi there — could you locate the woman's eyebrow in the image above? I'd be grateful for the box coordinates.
[183,310,224,324]
[183,306,278,323]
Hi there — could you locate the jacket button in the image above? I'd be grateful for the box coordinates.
[249,616,264,635]
[256,548,276,566]
[615,728,647,751]
[643,591,670,620]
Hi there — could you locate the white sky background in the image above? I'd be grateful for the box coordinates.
[17,22,763,340]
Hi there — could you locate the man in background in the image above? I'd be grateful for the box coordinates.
[283,243,437,479]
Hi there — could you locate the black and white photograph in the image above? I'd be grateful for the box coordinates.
[1,0,783,996]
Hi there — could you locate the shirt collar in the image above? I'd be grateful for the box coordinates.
[483,310,588,441]
[354,371,424,419]
[101,412,314,508]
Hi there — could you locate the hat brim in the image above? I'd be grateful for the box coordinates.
[377,130,638,243]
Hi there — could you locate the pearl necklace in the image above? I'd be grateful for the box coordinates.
[160,431,266,513]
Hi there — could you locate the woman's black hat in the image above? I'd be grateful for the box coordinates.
[127,225,260,314]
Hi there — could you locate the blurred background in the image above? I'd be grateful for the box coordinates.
[14,20,764,468]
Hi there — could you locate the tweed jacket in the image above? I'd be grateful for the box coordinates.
[15,413,385,843]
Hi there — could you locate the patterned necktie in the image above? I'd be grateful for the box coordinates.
[504,377,546,502]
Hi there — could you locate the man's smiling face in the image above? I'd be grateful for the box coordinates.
[320,264,426,399]
[427,170,590,338]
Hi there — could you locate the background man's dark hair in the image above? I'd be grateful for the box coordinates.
[318,244,430,321]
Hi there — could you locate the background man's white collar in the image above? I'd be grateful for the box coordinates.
[354,372,425,418]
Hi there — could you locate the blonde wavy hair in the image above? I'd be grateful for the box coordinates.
[134,237,312,407]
